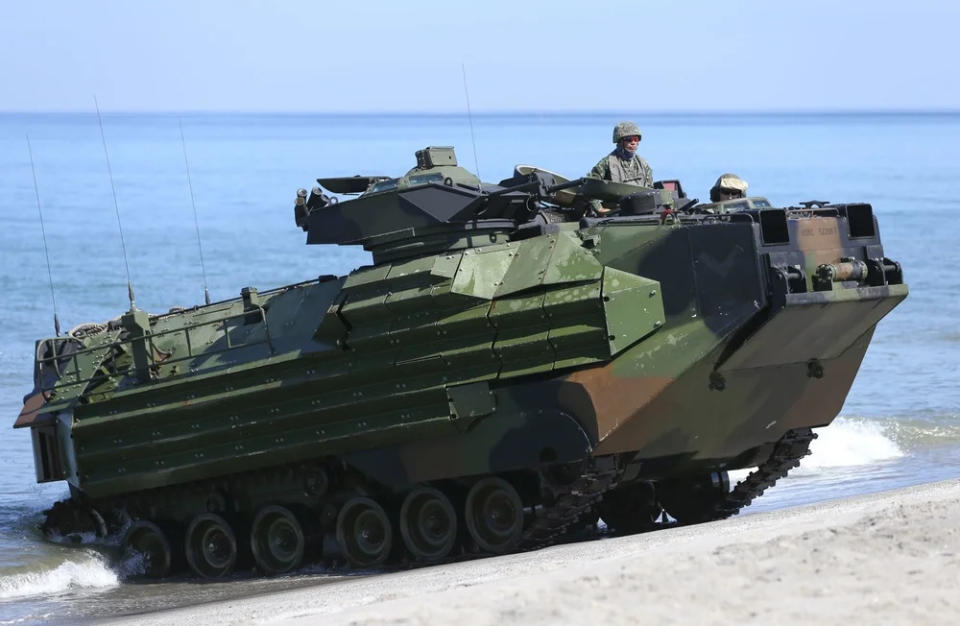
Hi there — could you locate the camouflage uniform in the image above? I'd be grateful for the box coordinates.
[588,152,654,187]
[587,121,653,187]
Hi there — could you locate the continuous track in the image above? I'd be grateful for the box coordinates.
[521,462,622,549]
[40,429,816,577]
[712,428,817,519]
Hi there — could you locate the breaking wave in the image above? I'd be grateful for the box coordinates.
[782,411,960,475]
[799,416,905,471]
[731,416,910,484]
[0,553,118,601]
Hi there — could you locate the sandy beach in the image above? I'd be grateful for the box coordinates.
[104,478,960,626]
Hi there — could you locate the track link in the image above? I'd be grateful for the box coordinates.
[712,427,818,519]
[519,428,816,548]
[521,462,622,549]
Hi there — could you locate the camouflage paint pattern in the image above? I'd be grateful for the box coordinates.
[588,152,654,187]
[16,154,906,512]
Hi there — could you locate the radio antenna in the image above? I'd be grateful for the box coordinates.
[26,134,61,337]
[94,96,136,310]
[461,63,482,188]
[178,120,211,305]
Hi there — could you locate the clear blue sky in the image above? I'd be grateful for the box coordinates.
[2,0,957,113]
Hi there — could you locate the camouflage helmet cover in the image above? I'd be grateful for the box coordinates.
[710,173,749,202]
[612,121,642,143]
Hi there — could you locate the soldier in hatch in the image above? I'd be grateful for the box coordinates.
[709,173,749,202]
[588,121,653,187]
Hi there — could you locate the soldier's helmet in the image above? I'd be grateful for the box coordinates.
[710,173,749,202]
[612,121,642,143]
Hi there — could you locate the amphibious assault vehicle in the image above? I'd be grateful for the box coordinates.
[16,147,907,578]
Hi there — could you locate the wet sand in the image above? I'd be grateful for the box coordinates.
[108,479,960,626]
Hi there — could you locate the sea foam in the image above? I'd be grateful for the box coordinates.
[0,553,118,601]
[728,417,903,486]
[800,416,904,470]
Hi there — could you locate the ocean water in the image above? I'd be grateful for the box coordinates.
[0,112,958,623]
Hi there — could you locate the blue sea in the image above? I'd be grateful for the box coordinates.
[0,112,958,623]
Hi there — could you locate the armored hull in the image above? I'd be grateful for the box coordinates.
[15,147,906,577]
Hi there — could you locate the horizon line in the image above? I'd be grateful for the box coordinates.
[2,108,960,116]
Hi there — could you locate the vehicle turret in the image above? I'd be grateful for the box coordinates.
[295,147,695,263]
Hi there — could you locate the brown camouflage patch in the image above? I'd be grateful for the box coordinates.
[559,364,673,446]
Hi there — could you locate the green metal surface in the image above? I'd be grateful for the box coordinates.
[18,147,907,550]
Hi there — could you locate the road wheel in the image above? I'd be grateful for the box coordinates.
[464,477,524,554]
[250,505,305,574]
[400,487,457,562]
[336,497,393,568]
[185,513,238,578]
[659,470,731,524]
[122,520,173,579]
[598,482,661,534]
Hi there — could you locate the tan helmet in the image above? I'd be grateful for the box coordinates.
[612,121,642,143]
[710,173,749,202]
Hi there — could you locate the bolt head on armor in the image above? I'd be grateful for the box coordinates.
[612,121,642,144]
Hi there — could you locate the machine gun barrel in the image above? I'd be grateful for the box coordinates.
[487,176,584,200]
[546,179,584,193]
[486,178,542,198]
